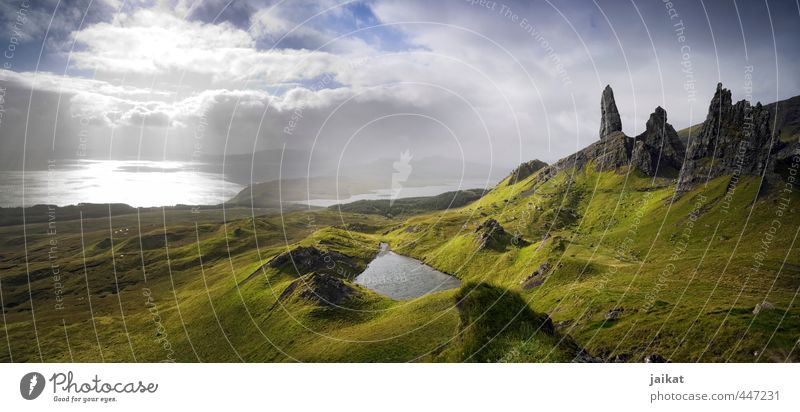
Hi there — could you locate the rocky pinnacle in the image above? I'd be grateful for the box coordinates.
[675,82,778,191]
[599,85,622,139]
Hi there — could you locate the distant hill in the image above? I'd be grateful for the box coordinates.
[228,155,508,207]
[330,188,487,216]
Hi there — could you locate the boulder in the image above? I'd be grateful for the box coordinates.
[572,349,605,363]
[753,301,776,315]
[604,307,624,320]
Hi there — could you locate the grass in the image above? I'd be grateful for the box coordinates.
[1,159,798,362]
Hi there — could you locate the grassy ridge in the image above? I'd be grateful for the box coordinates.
[329,188,487,217]
[381,161,800,361]
[1,158,798,362]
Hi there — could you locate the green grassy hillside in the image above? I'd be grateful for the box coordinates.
[381,159,800,361]
[330,188,487,217]
[1,155,798,362]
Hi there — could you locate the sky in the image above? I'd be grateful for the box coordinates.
[1,0,799,173]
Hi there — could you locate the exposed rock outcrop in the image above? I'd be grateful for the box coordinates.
[520,261,552,289]
[267,246,360,278]
[276,272,360,308]
[533,86,686,185]
[630,106,686,176]
[676,83,780,191]
[600,85,623,139]
[507,159,547,185]
[573,350,605,363]
[475,218,506,249]
[533,131,633,185]
[528,83,788,192]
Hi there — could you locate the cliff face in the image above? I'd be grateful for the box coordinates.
[676,83,779,191]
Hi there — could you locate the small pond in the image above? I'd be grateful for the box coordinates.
[355,243,461,300]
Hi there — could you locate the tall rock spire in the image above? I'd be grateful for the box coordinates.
[599,85,622,139]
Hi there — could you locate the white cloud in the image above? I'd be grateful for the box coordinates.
[5,0,796,171]
[69,9,340,84]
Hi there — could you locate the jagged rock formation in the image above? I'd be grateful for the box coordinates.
[599,85,623,139]
[630,106,686,176]
[534,87,685,185]
[507,159,547,185]
[676,83,780,191]
[522,83,790,193]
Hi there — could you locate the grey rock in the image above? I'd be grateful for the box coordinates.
[267,246,360,278]
[533,131,634,186]
[604,307,624,320]
[520,261,552,289]
[573,349,605,363]
[612,353,630,363]
[630,106,686,176]
[645,353,669,363]
[676,83,781,192]
[753,300,776,315]
[475,219,506,249]
[277,272,359,307]
[507,159,548,185]
[475,218,505,235]
[600,85,623,139]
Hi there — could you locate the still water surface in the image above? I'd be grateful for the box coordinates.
[355,244,461,300]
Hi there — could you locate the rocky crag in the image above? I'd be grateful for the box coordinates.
[526,83,793,193]
[676,83,782,191]
[506,159,547,186]
[533,84,685,185]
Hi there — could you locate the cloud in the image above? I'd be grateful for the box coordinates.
[2,0,799,173]
[69,9,341,83]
